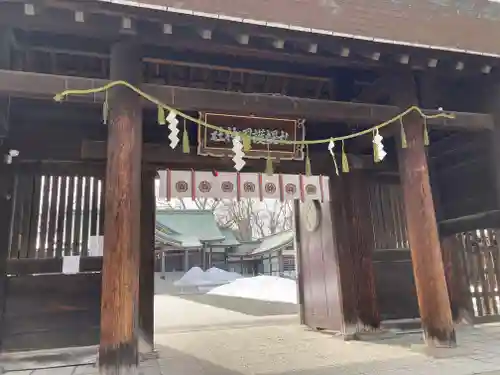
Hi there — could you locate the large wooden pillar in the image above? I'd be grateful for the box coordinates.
[394,73,455,347]
[99,41,143,374]
[138,170,155,354]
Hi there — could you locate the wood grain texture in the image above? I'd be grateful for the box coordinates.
[2,273,101,352]
[343,172,380,328]
[0,70,493,130]
[99,41,142,373]
[298,197,345,332]
[441,235,474,323]
[139,171,155,352]
[396,74,455,346]
[373,251,419,321]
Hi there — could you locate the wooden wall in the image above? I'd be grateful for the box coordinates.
[373,251,419,320]
[2,273,101,352]
[429,131,496,220]
[0,162,105,352]
[367,176,419,321]
[7,163,105,260]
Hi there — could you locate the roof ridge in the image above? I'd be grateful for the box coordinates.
[260,229,294,240]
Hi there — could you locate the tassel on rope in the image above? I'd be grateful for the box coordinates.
[327,139,339,176]
[400,118,407,149]
[423,117,430,146]
[242,134,252,152]
[265,156,274,176]
[265,143,273,176]
[373,130,380,163]
[158,105,166,125]
[182,119,190,154]
[102,90,109,125]
[341,140,349,173]
[305,146,312,177]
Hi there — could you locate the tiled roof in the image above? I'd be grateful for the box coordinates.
[156,209,225,245]
[155,210,246,249]
[107,0,500,56]
[215,228,241,247]
[250,230,294,256]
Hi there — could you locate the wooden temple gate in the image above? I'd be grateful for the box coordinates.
[1,0,500,373]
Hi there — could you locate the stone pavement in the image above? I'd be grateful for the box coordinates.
[6,322,500,375]
[6,291,500,375]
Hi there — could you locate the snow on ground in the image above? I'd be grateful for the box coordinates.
[174,267,242,287]
[174,267,206,286]
[205,267,242,283]
[207,275,298,304]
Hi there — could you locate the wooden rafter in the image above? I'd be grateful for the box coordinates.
[15,45,336,99]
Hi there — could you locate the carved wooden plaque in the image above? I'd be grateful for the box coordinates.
[197,112,305,160]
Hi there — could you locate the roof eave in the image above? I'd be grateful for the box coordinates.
[95,0,500,58]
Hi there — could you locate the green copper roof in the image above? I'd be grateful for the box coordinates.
[231,240,261,255]
[250,230,294,255]
[215,228,241,247]
[227,230,294,257]
[155,210,230,248]
[154,210,292,252]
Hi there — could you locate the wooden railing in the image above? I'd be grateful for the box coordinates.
[439,211,500,323]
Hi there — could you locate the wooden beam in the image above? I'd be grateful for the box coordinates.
[0,70,493,129]
[395,73,456,347]
[138,170,155,355]
[99,41,142,374]
[438,210,500,236]
[352,73,395,104]
[81,140,395,173]
[6,256,103,275]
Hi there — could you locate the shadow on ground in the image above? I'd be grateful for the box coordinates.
[356,325,498,359]
[0,345,97,372]
[156,345,245,375]
[175,293,298,316]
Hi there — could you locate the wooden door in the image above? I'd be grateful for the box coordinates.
[297,199,345,332]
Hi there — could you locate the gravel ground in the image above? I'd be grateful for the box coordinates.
[6,285,500,375]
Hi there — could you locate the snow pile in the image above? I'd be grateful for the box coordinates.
[205,267,242,283]
[174,267,241,287]
[207,275,297,304]
[174,267,206,286]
